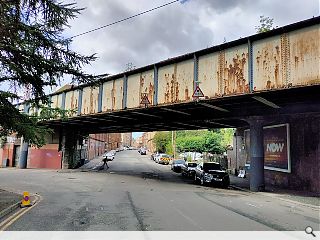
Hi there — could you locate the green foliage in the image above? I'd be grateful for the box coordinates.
[255,15,274,33]
[153,131,171,153]
[0,92,52,146]
[152,129,235,155]
[176,135,204,152]
[0,0,96,146]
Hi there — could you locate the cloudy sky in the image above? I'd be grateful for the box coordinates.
[63,0,319,78]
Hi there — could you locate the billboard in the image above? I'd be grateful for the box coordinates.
[244,124,291,173]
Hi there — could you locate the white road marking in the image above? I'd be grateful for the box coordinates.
[246,203,259,208]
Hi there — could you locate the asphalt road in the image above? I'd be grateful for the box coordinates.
[0,150,318,231]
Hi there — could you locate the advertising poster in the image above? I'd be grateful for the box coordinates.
[244,124,291,172]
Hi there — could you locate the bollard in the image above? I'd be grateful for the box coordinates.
[21,191,32,208]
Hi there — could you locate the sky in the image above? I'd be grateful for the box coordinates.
[62,0,319,78]
[62,0,318,139]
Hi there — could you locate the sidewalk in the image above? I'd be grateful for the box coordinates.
[0,189,22,219]
[230,175,320,208]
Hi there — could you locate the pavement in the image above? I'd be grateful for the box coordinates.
[2,155,319,220]
[0,189,22,220]
[229,175,320,208]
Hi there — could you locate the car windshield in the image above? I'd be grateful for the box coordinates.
[188,163,197,167]
[203,163,221,171]
[161,154,170,158]
[173,160,185,164]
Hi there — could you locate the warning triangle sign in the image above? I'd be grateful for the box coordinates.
[140,93,151,104]
[192,85,204,98]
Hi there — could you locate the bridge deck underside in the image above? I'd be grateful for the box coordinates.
[43,86,320,133]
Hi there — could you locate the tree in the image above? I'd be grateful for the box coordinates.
[255,15,274,33]
[153,132,170,153]
[0,0,96,146]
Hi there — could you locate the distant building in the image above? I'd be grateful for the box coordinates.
[121,133,132,147]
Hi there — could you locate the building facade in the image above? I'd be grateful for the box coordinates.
[0,133,122,169]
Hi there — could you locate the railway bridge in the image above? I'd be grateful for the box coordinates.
[17,17,320,192]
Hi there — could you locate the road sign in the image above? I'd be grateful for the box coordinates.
[140,93,151,105]
[192,86,204,98]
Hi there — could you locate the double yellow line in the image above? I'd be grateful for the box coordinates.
[0,194,42,231]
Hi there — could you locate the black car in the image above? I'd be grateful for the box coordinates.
[171,159,185,173]
[181,162,197,178]
[194,162,229,188]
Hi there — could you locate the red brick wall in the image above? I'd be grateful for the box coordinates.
[27,144,62,169]
[0,144,14,167]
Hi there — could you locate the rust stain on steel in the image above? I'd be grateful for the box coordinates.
[164,71,179,103]
[185,87,190,100]
[90,87,94,113]
[253,37,284,91]
[111,80,116,110]
[83,98,87,114]
[147,82,154,105]
[280,33,291,86]
[65,90,79,116]
[139,71,154,106]
[217,49,249,96]
[174,64,179,102]
[289,26,319,86]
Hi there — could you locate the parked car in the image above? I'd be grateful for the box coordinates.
[156,154,172,164]
[171,159,185,172]
[140,148,147,155]
[181,162,198,178]
[194,162,229,188]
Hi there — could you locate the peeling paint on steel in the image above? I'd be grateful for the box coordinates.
[198,44,249,98]
[127,74,141,109]
[288,25,320,86]
[81,86,99,114]
[198,52,219,98]
[158,60,194,104]
[253,35,284,91]
[253,25,320,91]
[140,70,154,106]
[51,94,63,109]
[65,90,79,116]
[27,23,318,117]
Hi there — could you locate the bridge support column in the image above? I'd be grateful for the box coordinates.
[19,137,29,169]
[60,129,81,169]
[248,117,265,192]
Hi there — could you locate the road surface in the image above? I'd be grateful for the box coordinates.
[0,150,318,231]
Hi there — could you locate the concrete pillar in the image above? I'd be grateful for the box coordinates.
[249,118,265,192]
[19,138,29,169]
[60,129,80,169]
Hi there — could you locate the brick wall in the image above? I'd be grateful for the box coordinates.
[264,115,320,193]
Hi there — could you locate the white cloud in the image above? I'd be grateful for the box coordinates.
[64,0,318,80]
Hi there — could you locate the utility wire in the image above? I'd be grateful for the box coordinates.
[70,0,180,39]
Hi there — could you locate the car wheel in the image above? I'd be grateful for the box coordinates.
[222,177,230,189]
[200,176,204,186]
[194,174,199,184]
